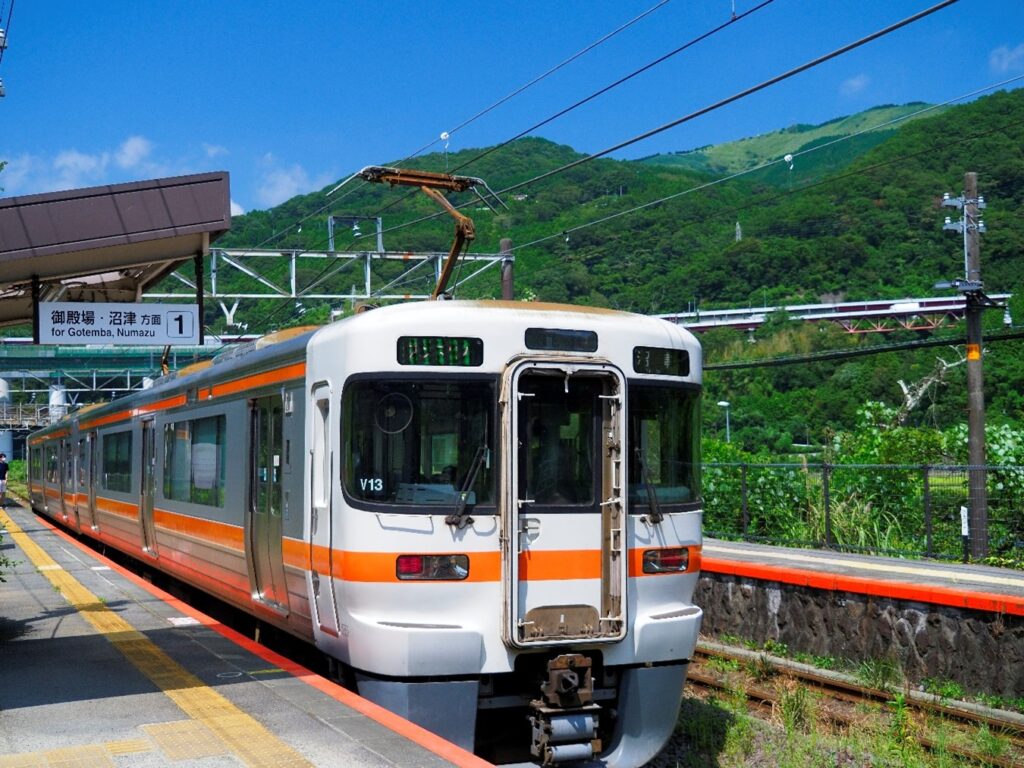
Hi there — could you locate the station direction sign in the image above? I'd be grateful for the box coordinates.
[38,302,202,345]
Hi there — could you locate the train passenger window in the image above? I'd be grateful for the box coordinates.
[78,440,88,486]
[30,447,42,480]
[163,415,227,506]
[45,446,59,482]
[101,430,133,493]
[627,383,700,510]
[342,379,495,510]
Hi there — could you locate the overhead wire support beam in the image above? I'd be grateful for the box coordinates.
[144,248,508,308]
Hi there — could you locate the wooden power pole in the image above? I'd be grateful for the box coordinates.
[943,171,989,559]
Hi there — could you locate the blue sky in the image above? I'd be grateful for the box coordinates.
[2,1,1023,216]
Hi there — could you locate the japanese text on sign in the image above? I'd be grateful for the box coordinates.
[38,302,201,346]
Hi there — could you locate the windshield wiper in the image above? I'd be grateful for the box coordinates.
[445,444,488,529]
[634,446,664,524]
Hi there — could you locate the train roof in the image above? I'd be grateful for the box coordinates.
[30,300,700,438]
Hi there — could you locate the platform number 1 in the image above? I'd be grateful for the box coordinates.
[166,310,194,339]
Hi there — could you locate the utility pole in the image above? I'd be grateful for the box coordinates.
[941,172,989,559]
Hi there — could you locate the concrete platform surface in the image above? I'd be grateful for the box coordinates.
[0,503,492,768]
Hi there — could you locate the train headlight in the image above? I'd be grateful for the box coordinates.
[642,547,689,574]
[396,554,470,580]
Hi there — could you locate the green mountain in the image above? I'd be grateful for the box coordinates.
[214,87,1024,449]
[639,102,942,182]
[221,89,1023,319]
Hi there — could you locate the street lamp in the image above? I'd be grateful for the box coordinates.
[717,400,731,443]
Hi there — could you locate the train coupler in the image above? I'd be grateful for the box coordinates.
[529,704,602,765]
[529,654,602,764]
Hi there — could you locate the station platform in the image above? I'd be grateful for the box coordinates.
[702,539,1024,616]
[0,503,492,768]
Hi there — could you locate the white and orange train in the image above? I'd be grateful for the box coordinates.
[28,300,703,767]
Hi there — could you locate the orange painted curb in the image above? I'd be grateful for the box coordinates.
[701,557,1024,617]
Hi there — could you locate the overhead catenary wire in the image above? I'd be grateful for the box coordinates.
[334,0,679,218]
[0,0,14,66]
[268,71,1020,329]
[234,0,969,330]
[372,0,963,243]
[242,69,1023,332]
[398,0,674,163]
[449,0,777,175]
[212,2,681,313]
[367,0,773,219]
[512,73,1024,252]
[498,0,962,196]
[706,330,1024,371]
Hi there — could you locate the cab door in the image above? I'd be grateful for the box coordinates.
[309,382,339,636]
[503,362,627,647]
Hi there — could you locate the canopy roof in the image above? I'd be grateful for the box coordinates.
[0,172,230,327]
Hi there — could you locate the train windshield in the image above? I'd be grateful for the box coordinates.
[628,382,700,511]
[343,379,495,510]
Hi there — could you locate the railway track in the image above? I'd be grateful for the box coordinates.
[691,640,1024,766]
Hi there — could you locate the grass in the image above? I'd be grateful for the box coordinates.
[922,678,965,701]
[672,665,1023,768]
[855,657,903,693]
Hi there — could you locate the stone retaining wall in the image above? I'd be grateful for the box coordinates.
[696,574,1024,696]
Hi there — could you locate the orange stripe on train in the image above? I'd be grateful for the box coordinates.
[153,508,245,549]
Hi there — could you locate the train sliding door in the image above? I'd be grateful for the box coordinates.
[504,362,627,647]
[248,396,289,613]
[77,437,96,531]
[140,420,159,556]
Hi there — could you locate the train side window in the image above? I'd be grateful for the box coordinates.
[30,447,42,480]
[311,387,330,510]
[102,430,133,493]
[163,415,227,507]
[46,445,60,483]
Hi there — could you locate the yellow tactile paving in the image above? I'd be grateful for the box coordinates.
[0,510,315,768]
[0,754,45,767]
[102,739,151,755]
[42,746,113,767]
[142,720,228,760]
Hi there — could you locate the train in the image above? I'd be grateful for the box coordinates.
[28,299,704,767]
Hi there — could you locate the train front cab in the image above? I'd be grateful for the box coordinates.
[306,305,703,768]
[498,355,703,767]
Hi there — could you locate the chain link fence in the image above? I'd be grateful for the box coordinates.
[701,462,1024,561]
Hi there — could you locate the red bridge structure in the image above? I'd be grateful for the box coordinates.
[656,294,1012,335]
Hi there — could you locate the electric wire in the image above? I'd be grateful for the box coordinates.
[706,330,1024,371]
[512,73,1024,252]
[399,0,674,162]
[449,0,777,175]
[224,0,970,330]
[0,0,14,67]
[368,0,773,219]
[206,2,680,309]
[498,0,961,196]
[367,0,963,243]
[237,75,1024,333]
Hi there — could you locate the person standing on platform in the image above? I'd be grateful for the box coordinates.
[0,453,8,507]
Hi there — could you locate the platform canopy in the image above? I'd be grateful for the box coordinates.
[0,171,231,328]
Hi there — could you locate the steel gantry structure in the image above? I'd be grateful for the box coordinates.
[144,246,514,327]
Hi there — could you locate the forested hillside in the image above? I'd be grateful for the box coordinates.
[215,88,1024,450]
